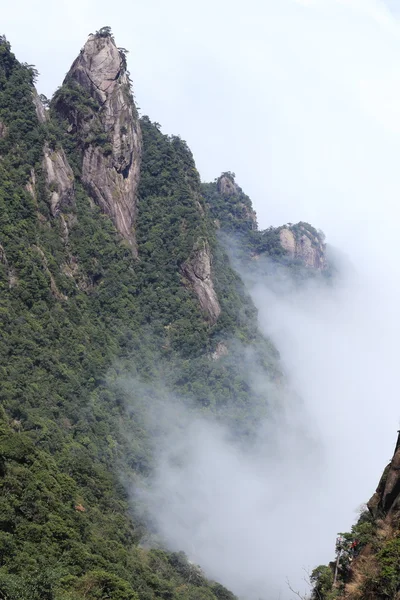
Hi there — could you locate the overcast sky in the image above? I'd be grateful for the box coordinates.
[4,1,400,595]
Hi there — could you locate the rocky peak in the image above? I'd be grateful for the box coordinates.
[70,31,125,106]
[212,172,258,231]
[55,30,142,252]
[217,172,240,196]
[368,431,400,518]
[329,431,400,599]
[279,223,327,270]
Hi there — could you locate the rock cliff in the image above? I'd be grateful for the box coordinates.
[42,144,75,217]
[217,173,240,197]
[204,174,328,273]
[368,431,400,517]
[0,30,333,598]
[54,30,142,252]
[314,432,400,600]
[0,120,8,138]
[32,89,47,123]
[181,239,221,323]
[215,172,258,231]
[279,223,327,269]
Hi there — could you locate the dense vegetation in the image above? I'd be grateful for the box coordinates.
[0,32,291,599]
[310,491,400,599]
[0,26,340,599]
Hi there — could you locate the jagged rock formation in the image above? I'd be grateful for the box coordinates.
[217,173,240,197]
[42,144,75,217]
[215,172,258,231]
[181,239,221,323]
[368,432,400,517]
[204,174,329,276]
[0,120,7,138]
[313,432,400,600]
[279,223,327,269]
[32,89,47,123]
[54,32,142,252]
[0,244,17,288]
[211,341,229,360]
[331,436,400,599]
[25,169,36,201]
[0,30,331,599]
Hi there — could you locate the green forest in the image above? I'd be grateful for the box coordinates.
[0,29,338,600]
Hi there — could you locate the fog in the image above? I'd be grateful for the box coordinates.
[4,0,400,597]
[134,386,324,600]
[119,1,400,596]
[123,0,400,583]
[129,242,400,599]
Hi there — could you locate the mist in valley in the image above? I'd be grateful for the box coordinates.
[119,1,400,597]
[15,0,398,597]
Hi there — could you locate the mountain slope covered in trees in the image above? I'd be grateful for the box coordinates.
[0,28,328,599]
[309,430,400,600]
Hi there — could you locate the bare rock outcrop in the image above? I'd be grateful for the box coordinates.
[0,121,8,139]
[0,244,17,288]
[279,224,327,269]
[42,144,75,217]
[368,431,400,517]
[57,32,142,252]
[217,173,240,197]
[32,245,67,300]
[26,169,36,202]
[0,244,8,268]
[181,239,221,324]
[211,342,228,360]
[32,89,47,123]
[216,173,257,230]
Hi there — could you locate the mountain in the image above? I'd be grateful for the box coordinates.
[0,28,328,599]
[310,433,400,600]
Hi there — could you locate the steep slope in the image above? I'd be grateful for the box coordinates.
[0,29,328,600]
[202,172,327,273]
[310,433,400,600]
[52,27,142,252]
[202,171,257,234]
[0,32,239,599]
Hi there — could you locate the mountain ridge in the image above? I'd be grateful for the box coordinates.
[0,28,332,600]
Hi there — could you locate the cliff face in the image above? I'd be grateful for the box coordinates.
[204,172,258,233]
[54,32,142,252]
[32,89,47,123]
[0,30,331,599]
[368,433,400,518]
[279,223,327,270]
[181,239,221,323]
[42,144,75,217]
[204,174,328,274]
[312,433,400,600]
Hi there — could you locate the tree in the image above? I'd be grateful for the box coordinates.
[310,565,334,599]
[96,26,113,38]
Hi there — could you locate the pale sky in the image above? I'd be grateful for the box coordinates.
[4,0,400,241]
